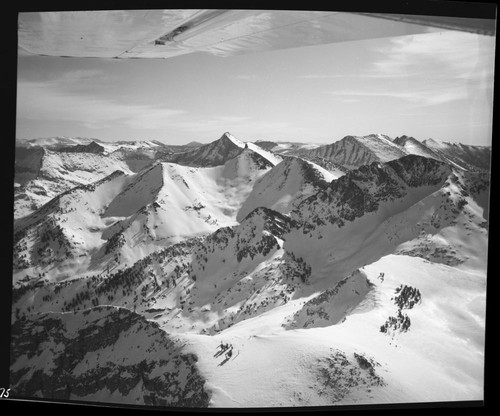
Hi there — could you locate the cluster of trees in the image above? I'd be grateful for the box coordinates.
[380,309,411,333]
[381,284,421,334]
[393,284,421,310]
[104,231,125,255]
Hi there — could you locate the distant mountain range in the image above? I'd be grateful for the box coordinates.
[256,133,490,171]
[10,131,490,408]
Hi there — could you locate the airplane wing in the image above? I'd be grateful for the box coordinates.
[17,9,496,59]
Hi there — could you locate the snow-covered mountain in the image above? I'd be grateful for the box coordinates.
[254,140,322,155]
[295,134,491,172]
[422,138,491,171]
[237,156,344,222]
[14,146,135,220]
[392,135,443,160]
[295,134,407,169]
[10,132,489,409]
[13,147,275,283]
[165,132,247,167]
[14,137,208,219]
[285,155,489,283]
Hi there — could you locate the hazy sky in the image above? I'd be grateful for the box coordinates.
[16,19,496,146]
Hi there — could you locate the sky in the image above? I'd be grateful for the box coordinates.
[16,15,496,146]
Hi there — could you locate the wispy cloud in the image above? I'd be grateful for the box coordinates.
[372,31,494,80]
[330,87,468,106]
[326,31,495,107]
[234,74,259,80]
[297,74,346,79]
[17,80,185,130]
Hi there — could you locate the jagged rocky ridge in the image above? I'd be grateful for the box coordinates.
[10,134,490,407]
[237,156,342,222]
[58,140,105,154]
[292,134,490,172]
[163,132,246,167]
[290,155,452,231]
[12,145,276,278]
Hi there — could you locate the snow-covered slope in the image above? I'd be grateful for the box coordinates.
[245,141,283,166]
[14,147,135,219]
[10,131,489,409]
[297,134,491,172]
[12,206,301,334]
[13,149,274,282]
[16,136,104,149]
[297,134,406,169]
[253,140,322,155]
[423,138,491,172]
[285,155,489,285]
[393,135,443,160]
[14,137,210,219]
[237,156,344,222]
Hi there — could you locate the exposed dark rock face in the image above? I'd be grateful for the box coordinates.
[166,133,244,167]
[10,307,211,407]
[193,207,294,271]
[59,141,105,154]
[291,155,452,232]
[423,139,491,172]
[313,349,385,403]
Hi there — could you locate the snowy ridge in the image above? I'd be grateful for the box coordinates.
[167,132,247,167]
[237,156,344,222]
[14,147,134,219]
[296,134,491,172]
[393,135,443,160]
[13,149,274,282]
[284,155,487,283]
[245,141,283,166]
[10,132,489,408]
[296,135,388,169]
[423,138,491,172]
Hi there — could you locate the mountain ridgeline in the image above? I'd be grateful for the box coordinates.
[10,132,490,408]
[259,133,491,172]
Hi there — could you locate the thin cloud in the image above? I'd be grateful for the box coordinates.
[326,31,494,108]
[234,74,259,80]
[372,31,495,80]
[297,74,346,79]
[17,80,185,130]
[330,87,468,106]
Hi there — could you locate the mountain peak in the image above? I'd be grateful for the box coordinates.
[167,133,246,167]
[220,132,245,148]
[219,131,245,149]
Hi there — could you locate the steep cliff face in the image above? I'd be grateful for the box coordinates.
[59,141,105,154]
[298,134,407,169]
[283,269,374,329]
[290,155,452,231]
[10,306,211,407]
[167,133,246,167]
[283,155,488,283]
[237,156,342,222]
[423,139,491,172]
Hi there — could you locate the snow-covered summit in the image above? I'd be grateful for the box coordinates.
[237,156,344,222]
[167,132,247,167]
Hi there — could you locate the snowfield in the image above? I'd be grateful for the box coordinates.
[10,132,489,409]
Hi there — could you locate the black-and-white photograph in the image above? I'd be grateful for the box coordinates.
[6,1,495,411]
